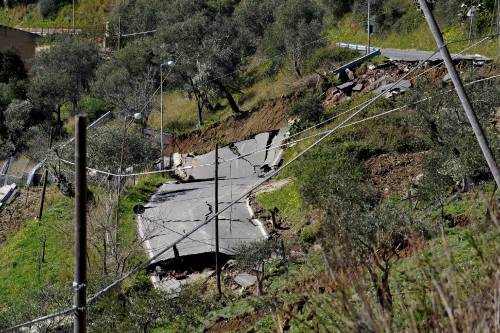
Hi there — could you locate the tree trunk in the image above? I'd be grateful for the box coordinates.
[294,60,302,77]
[381,268,393,313]
[368,266,392,313]
[203,93,215,113]
[189,78,203,127]
[216,80,241,114]
[56,105,62,139]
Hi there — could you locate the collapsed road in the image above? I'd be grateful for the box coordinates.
[138,128,288,291]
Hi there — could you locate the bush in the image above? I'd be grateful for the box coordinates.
[295,144,376,210]
[304,46,360,73]
[39,0,57,18]
[289,92,324,134]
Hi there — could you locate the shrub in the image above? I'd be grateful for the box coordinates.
[304,46,360,73]
[289,92,324,134]
[39,0,57,18]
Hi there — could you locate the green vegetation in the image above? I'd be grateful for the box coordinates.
[0,189,72,305]
[0,0,499,331]
[0,176,167,328]
[0,0,113,28]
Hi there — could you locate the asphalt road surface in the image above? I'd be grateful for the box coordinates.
[379,47,490,62]
[337,42,490,63]
[139,128,288,266]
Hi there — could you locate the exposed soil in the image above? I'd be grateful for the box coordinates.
[282,271,335,295]
[365,151,428,196]
[174,98,290,154]
[0,187,43,244]
[444,214,479,228]
[205,312,261,333]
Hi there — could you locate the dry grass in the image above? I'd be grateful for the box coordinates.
[239,68,296,112]
[148,91,234,134]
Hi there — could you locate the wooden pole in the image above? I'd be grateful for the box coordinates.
[74,115,87,333]
[37,130,53,221]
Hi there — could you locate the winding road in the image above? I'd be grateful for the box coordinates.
[138,128,288,268]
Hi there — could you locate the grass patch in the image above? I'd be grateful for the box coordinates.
[148,91,234,135]
[328,14,499,60]
[118,175,168,261]
[256,181,302,230]
[0,188,73,305]
[0,0,113,28]
[0,175,166,310]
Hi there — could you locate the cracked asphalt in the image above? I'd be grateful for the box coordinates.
[139,128,288,264]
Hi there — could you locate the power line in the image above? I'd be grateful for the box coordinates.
[3,32,498,333]
[33,32,495,180]
[5,50,499,333]
[57,71,498,180]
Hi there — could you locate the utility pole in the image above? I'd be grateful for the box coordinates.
[418,0,500,189]
[117,16,121,50]
[160,65,164,170]
[37,169,49,220]
[37,129,53,221]
[498,0,500,58]
[72,0,75,34]
[74,115,87,333]
[367,0,371,54]
[160,60,174,169]
[214,144,222,298]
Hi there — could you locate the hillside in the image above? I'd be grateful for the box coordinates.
[0,0,113,28]
[0,0,499,332]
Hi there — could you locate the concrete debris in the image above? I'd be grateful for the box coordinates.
[234,273,258,288]
[336,81,355,91]
[373,80,411,95]
[352,83,364,92]
[172,153,190,181]
[345,68,355,81]
[0,184,18,209]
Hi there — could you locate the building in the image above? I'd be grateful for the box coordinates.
[0,25,38,70]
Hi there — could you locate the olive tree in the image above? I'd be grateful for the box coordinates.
[262,0,325,77]
[156,0,247,123]
[28,38,100,138]
[234,240,281,295]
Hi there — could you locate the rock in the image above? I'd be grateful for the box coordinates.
[173,153,190,181]
[323,90,345,108]
[336,81,355,91]
[443,73,451,82]
[414,173,424,185]
[345,68,355,81]
[352,83,364,92]
[373,80,412,95]
[234,273,258,288]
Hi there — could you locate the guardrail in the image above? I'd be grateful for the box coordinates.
[331,42,382,75]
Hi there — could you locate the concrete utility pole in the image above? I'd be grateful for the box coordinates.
[160,65,164,170]
[418,0,500,189]
[160,61,174,169]
[117,16,121,50]
[367,0,371,54]
[498,0,500,57]
[214,144,222,298]
[466,6,477,44]
[72,0,76,34]
[74,115,87,333]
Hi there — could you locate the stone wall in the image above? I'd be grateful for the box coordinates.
[0,25,38,70]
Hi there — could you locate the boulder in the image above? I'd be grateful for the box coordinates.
[352,83,364,92]
[234,273,258,289]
